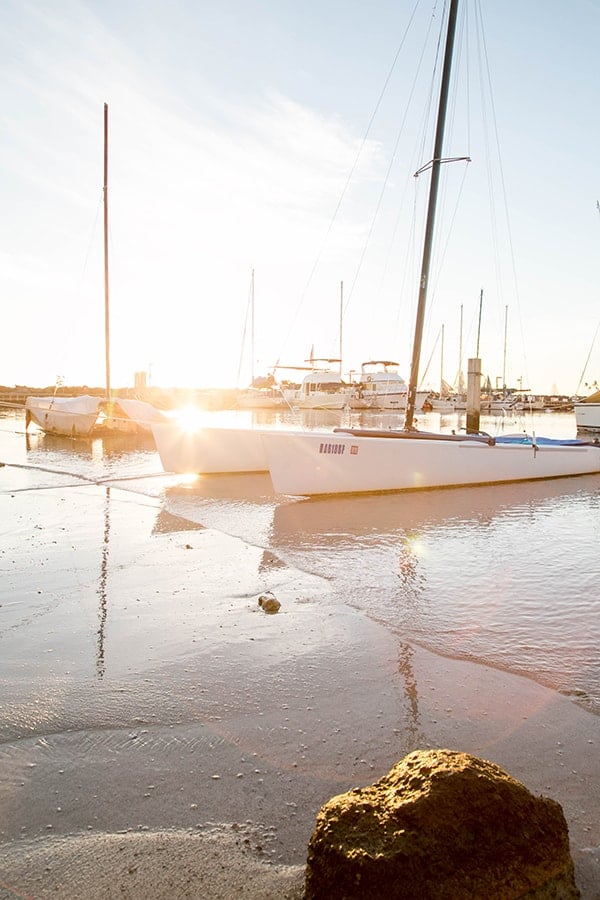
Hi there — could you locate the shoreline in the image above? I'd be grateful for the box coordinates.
[1,450,599,897]
[0,829,305,899]
[2,645,600,897]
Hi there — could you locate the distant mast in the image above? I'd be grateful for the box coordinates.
[251,268,255,387]
[339,280,344,375]
[103,102,111,401]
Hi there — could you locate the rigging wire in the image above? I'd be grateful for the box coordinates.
[575,316,600,396]
[275,0,423,364]
[360,4,445,363]
[423,0,525,393]
[339,3,442,322]
[474,0,526,388]
[236,271,254,387]
[333,1,447,366]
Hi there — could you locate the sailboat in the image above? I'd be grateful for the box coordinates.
[261,0,600,496]
[235,270,285,410]
[25,104,162,438]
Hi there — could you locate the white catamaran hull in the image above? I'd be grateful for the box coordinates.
[263,430,600,496]
[574,402,600,432]
[151,421,269,474]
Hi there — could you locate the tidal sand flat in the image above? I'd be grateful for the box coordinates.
[1,434,599,897]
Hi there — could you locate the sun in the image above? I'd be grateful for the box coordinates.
[172,406,209,433]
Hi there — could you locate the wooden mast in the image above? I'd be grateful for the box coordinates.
[404,0,460,430]
[103,102,111,401]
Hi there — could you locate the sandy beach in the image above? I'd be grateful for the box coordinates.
[1,455,600,898]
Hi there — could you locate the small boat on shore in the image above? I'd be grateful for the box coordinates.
[25,395,102,437]
[25,395,164,438]
[26,104,161,439]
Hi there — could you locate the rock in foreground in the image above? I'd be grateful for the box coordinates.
[306,748,579,899]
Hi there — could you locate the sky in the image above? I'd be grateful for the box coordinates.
[1,0,599,395]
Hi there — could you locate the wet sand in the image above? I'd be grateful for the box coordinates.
[1,462,600,898]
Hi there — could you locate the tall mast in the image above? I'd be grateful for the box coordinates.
[404,0,460,430]
[440,322,445,393]
[458,302,464,391]
[339,280,344,375]
[251,268,255,386]
[476,288,483,357]
[502,304,508,394]
[103,102,111,401]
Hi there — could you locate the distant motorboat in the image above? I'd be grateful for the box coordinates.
[283,362,353,410]
[574,390,600,432]
[349,360,430,411]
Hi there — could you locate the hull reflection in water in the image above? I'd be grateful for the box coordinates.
[269,475,599,546]
[267,476,600,714]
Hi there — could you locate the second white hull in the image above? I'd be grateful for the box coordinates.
[151,421,269,474]
[263,430,600,496]
[574,402,600,432]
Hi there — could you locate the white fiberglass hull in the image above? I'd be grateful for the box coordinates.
[574,402,600,432]
[25,396,163,437]
[151,421,269,474]
[25,396,101,436]
[263,430,600,496]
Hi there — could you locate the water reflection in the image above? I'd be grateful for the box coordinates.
[269,476,600,549]
[23,429,160,484]
[398,643,423,747]
[97,487,110,679]
[6,405,599,715]
[266,475,600,713]
[397,533,426,603]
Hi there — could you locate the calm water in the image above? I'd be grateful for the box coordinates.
[2,405,600,714]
